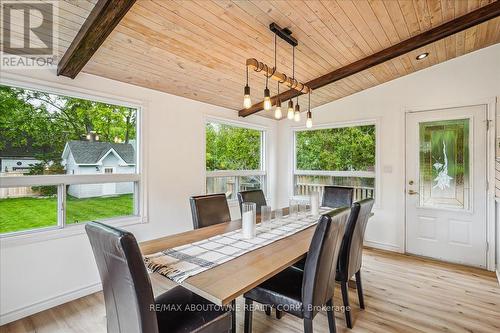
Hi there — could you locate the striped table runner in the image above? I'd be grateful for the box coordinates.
[144,208,332,283]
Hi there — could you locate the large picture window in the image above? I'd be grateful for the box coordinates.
[294,123,376,202]
[205,121,265,200]
[0,84,142,236]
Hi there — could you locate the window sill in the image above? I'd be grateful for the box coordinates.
[0,215,148,248]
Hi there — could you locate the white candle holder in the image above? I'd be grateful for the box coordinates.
[241,202,256,239]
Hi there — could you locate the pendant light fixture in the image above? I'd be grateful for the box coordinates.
[274,81,282,119]
[242,23,312,118]
[306,91,312,128]
[294,95,301,122]
[243,66,251,109]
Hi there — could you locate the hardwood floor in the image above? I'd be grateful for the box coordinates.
[1,249,499,333]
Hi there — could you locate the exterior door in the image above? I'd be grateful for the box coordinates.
[102,167,116,196]
[405,105,487,268]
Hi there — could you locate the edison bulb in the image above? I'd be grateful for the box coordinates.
[243,85,251,109]
[306,117,312,128]
[287,100,294,119]
[263,88,271,111]
[274,106,282,119]
[294,111,300,122]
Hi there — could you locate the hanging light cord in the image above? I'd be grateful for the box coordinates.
[274,33,277,74]
[290,45,295,104]
[246,65,249,86]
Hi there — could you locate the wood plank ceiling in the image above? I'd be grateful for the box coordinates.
[2,0,98,61]
[9,1,500,118]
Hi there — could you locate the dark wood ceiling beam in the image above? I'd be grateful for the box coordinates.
[239,1,500,117]
[57,0,137,79]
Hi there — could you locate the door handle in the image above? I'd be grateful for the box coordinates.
[408,190,419,195]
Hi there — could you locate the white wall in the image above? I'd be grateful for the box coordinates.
[0,68,278,324]
[277,44,500,254]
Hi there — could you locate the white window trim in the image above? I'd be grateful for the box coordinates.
[204,116,269,203]
[206,170,266,177]
[290,119,381,206]
[0,75,149,245]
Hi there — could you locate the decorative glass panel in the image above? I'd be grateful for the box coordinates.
[419,119,470,210]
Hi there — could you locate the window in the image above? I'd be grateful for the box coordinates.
[293,123,376,202]
[205,120,266,200]
[0,84,142,236]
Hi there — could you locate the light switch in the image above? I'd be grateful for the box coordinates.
[383,165,393,173]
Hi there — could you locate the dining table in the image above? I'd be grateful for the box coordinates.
[140,208,373,309]
[140,209,318,307]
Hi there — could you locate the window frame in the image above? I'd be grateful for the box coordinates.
[291,119,380,205]
[0,77,147,241]
[204,116,268,203]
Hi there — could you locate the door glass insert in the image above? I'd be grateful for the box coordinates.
[419,119,470,210]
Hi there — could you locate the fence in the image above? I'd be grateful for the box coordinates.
[0,172,37,198]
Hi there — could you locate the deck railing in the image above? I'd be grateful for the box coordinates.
[0,172,37,198]
[294,175,374,202]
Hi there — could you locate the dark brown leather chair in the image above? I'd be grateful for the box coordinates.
[292,186,354,272]
[237,189,267,214]
[85,222,232,333]
[322,186,354,208]
[243,208,350,333]
[336,198,375,329]
[190,193,231,229]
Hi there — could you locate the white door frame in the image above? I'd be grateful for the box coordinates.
[404,97,497,271]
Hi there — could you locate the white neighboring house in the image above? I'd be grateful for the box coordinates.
[61,140,136,198]
[0,146,43,173]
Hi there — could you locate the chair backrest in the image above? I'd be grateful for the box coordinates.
[237,189,267,214]
[85,222,159,333]
[322,186,354,208]
[301,207,350,319]
[337,198,375,282]
[189,193,231,229]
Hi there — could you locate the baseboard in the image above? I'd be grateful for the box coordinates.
[0,282,102,326]
[496,269,500,286]
[364,240,403,253]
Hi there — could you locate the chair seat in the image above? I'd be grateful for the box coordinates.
[243,267,304,318]
[155,286,232,333]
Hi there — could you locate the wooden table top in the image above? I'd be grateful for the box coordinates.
[139,214,316,306]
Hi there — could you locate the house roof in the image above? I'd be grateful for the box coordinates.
[0,142,48,158]
[64,140,135,165]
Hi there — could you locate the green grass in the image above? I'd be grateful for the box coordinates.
[0,194,134,234]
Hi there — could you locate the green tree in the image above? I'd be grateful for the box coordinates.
[206,123,261,171]
[296,126,375,171]
[0,85,137,166]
